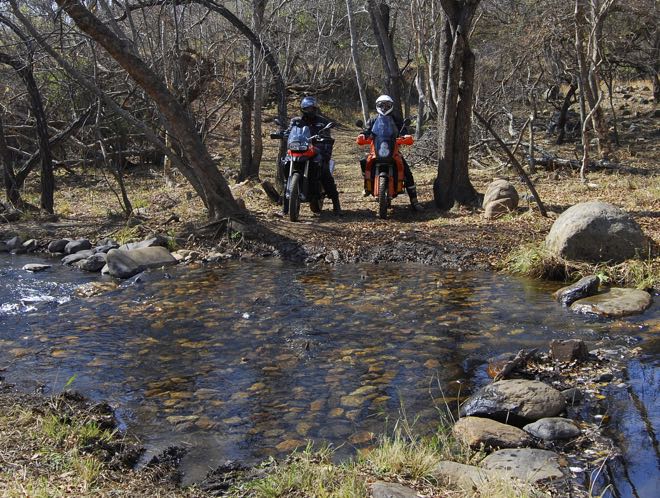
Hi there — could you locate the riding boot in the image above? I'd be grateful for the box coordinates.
[331,194,343,216]
[407,185,424,212]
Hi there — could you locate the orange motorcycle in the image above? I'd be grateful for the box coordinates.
[356,115,413,219]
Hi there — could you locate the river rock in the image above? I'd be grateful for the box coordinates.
[545,201,649,263]
[453,416,533,450]
[432,461,492,489]
[523,417,581,441]
[371,481,418,498]
[118,235,170,251]
[93,243,119,254]
[570,288,652,317]
[65,239,92,254]
[561,387,583,404]
[23,263,51,272]
[460,379,565,424]
[553,276,600,306]
[62,250,94,265]
[550,339,589,362]
[22,239,38,252]
[48,239,71,253]
[480,448,565,482]
[76,253,107,272]
[106,246,177,278]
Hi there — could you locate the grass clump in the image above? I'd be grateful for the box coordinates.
[502,242,659,291]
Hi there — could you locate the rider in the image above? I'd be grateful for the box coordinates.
[284,96,341,214]
[361,95,423,212]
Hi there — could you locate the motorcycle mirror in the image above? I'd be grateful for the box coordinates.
[355,119,364,128]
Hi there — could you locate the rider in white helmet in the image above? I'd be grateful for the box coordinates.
[362,94,423,211]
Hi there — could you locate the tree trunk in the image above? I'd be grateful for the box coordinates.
[251,0,266,175]
[0,51,54,213]
[434,0,481,211]
[556,83,577,145]
[54,0,239,219]
[0,114,21,207]
[367,0,403,116]
[346,0,369,123]
[239,81,255,180]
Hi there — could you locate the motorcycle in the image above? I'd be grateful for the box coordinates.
[356,115,413,219]
[270,120,334,222]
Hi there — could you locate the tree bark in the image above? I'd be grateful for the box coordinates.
[53,0,239,219]
[0,114,21,207]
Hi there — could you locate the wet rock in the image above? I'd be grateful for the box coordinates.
[561,387,583,404]
[453,416,533,450]
[553,276,600,306]
[524,417,581,441]
[118,235,170,251]
[550,339,589,362]
[481,448,565,483]
[22,263,51,272]
[570,288,652,317]
[487,353,515,379]
[432,461,492,489]
[106,246,177,279]
[61,250,94,265]
[545,201,649,263]
[76,253,107,272]
[460,379,566,424]
[371,480,418,498]
[48,238,71,253]
[74,281,118,298]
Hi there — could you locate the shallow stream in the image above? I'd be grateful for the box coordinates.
[1,254,657,496]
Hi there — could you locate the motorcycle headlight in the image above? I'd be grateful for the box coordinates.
[289,141,308,152]
[377,142,390,158]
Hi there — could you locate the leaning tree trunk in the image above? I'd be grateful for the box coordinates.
[53,0,240,219]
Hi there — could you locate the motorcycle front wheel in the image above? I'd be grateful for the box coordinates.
[378,175,388,219]
[289,172,301,222]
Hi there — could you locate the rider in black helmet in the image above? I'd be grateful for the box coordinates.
[284,96,342,215]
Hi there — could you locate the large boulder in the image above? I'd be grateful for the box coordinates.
[545,201,649,263]
[118,235,170,251]
[459,379,565,425]
[65,239,92,254]
[483,179,519,219]
[106,246,177,279]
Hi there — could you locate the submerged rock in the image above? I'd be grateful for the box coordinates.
[452,416,533,450]
[570,288,652,317]
[480,448,565,482]
[524,417,581,441]
[460,379,565,424]
[553,276,600,306]
[545,201,649,263]
[22,263,51,272]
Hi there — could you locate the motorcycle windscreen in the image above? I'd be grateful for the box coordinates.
[371,115,397,159]
[287,125,311,151]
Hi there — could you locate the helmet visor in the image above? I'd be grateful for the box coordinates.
[376,101,393,113]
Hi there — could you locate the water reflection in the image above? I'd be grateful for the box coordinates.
[0,257,657,491]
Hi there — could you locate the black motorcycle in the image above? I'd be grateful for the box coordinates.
[270,121,334,222]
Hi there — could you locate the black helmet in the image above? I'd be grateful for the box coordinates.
[300,96,318,117]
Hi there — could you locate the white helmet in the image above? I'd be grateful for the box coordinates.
[375,94,394,116]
